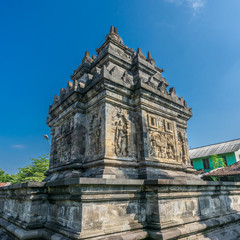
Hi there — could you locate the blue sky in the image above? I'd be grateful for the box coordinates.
[0,0,240,174]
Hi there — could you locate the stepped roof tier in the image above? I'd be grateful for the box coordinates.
[48,26,192,118]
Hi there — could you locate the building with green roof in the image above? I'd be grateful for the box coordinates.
[189,138,240,172]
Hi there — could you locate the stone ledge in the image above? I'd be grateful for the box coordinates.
[78,229,148,240]
[148,213,240,240]
[0,182,46,190]
[0,217,44,240]
[145,179,240,186]
[0,213,45,231]
[2,178,240,191]
[46,177,145,187]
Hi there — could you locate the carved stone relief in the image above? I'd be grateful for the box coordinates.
[177,128,189,165]
[112,107,130,157]
[147,114,177,161]
[52,118,74,165]
[87,112,103,156]
[121,70,133,85]
[109,44,131,60]
[144,76,159,89]
[50,127,56,166]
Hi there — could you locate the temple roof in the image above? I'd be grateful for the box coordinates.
[48,26,192,116]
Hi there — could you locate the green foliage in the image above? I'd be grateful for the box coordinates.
[210,176,218,182]
[210,154,226,181]
[0,154,49,184]
[0,169,13,183]
[211,154,226,169]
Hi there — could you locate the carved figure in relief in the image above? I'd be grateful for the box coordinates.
[178,131,187,164]
[149,131,170,158]
[115,119,128,156]
[55,135,72,163]
[88,113,102,155]
[166,135,175,159]
[167,146,174,159]
[53,119,74,164]
[149,131,156,157]
[112,108,129,157]
[148,114,176,160]
[61,118,74,135]
[161,146,167,159]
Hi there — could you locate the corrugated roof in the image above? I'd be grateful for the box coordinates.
[204,161,240,177]
[189,138,240,159]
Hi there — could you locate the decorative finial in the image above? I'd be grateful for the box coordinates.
[169,87,176,94]
[147,52,152,59]
[53,95,59,105]
[85,51,90,59]
[110,26,114,34]
[136,48,145,59]
[147,51,155,65]
[169,87,177,98]
[183,100,188,108]
[82,51,93,64]
[105,26,123,44]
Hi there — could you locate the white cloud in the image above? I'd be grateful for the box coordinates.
[11,144,25,149]
[189,0,205,12]
[166,0,206,14]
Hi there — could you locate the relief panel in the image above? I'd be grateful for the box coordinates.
[111,107,136,159]
[50,118,74,166]
[147,114,177,161]
[177,127,190,165]
[86,109,104,158]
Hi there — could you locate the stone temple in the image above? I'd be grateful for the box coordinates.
[1,27,240,240]
[46,25,194,181]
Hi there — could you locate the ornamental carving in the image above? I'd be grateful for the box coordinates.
[147,114,177,160]
[56,135,71,163]
[87,112,102,156]
[54,118,74,164]
[177,129,189,164]
[121,71,133,85]
[112,107,129,157]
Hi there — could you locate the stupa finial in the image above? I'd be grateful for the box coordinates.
[136,48,145,59]
[147,51,155,65]
[105,26,123,44]
[82,51,93,64]
[110,26,114,34]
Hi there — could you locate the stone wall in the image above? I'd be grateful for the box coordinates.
[1,179,240,239]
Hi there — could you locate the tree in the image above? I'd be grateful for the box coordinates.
[210,154,226,181]
[0,169,13,183]
[211,154,226,169]
[10,154,49,184]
